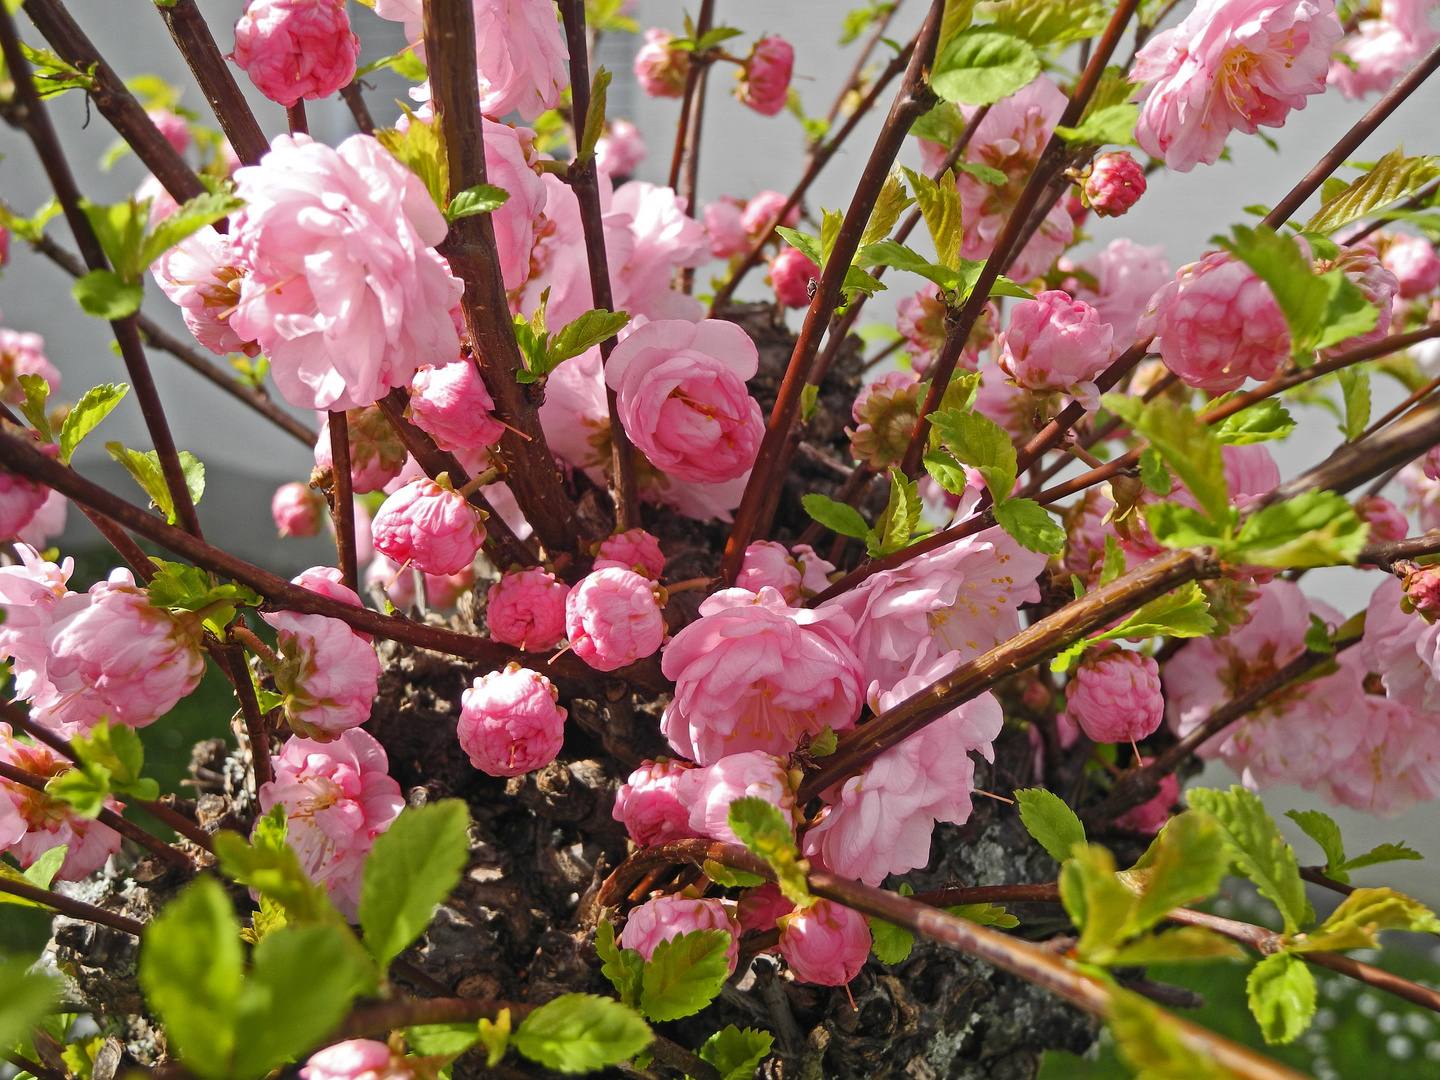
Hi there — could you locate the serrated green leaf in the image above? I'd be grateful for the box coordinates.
[356,49,428,81]
[937,371,983,416]
[639,928,732,1021]
[214,815,340,930]
[58,382,128,463]
[1110,987,1232,1080]
[1304,148,1440,236]
[1247,952,1316,1045]
[955,160,1008,186]
[548,309,630,366]
[869,916,915,964]
[802,493,869,539]
[44,763,111,819]
[1123,812,1228,939]
[1061,843,1136,961]
[0,197,62,244]
[948,902,1019,928]
[860,171,914,248]
[79,197,149,280]
[1229,489,1369,568]
[703,859,767,887]
[576,66,612,164]
[445,183,509,221]
[993,497,1064,554]
[909,100,967,146]
[141,193,244,268]
[775,226,826,268]
[1212,398,1295,446]
[1339,841,1424,874]
[147,558,261,633]
[1108,926,1245,966]
[1303,613,1335,654]
[1015,787,1086,863]
[1105,396,1230,524]
[70,719,157,801]
[1295,886,1440,953]
[359,801,471,971]
[799,383,820,422]
[1146,501,1230,549]
[700,1025,774,1080]
[727,796,809,907]
[858,239,959,291]
[1336,367,1370,442]
[1054,103,1139,147]
[1099,535,1126,586]
[928,407,1016,503]
[866,468,922,557]
[923,448,971,496]
[1104,582,1216,641]
[73,269,144,320]
[1284,809,1347,880]
[1186,786,1311,934]
[594,919,643,1009]
[902,167,962,269]
[932,27,1041,106]
[405,1022,483,1059]
[511,994,652,1074]
[1137,446,1170,495]
[376,115,448,210]
[989,0,1110,46]
[105,443,203,525]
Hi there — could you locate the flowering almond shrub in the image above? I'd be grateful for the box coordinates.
[0,2,1438,1080]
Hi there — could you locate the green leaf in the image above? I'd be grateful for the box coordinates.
[1284,809,1347,880]
[774,226,826,268]
[105,443,204,525]
[445,183,509,221]
[953,258,1034,301]
[1100,535,1125,586]
[16,375,53,444]
[902,167,962,268]
[79,197,149,280]
[1337,841,1424,874]
[141,192,245,267]
[477,1012,511,1068]
[1246,952,1316,1045]
[355,49,428,81]
[928,407,1016,504]
[1015,787,1086,863]
[988,0,1110,46]
[866,468,922,557]
[1110,988,1232,1080]
[869,916,915,964]
[1336,367,1370,442]
[703,859,767,888]
[73,269,144,320]
[147,558,262,633]
[1212,398,1295,445]
[1054,103,1139,147]
[809,725,838,757]
[1296,887,1439,953]
[213,811,339,929]
[699,1026,773,1080]
[138,877,243,1079]
[992,498,1064,554]
[923,448,970,496]
[70,719,158,801]
[58,382,128,463]
[510,994,652,1074]
[857,238,959,291]
[576,66,612,164]
[947,902,1019,929]
[1106,926,1245,966]
[1060,844,1135,961]
[1104,396,1230,524]
[931,28,1041,106]
[727,796,809,907]
[594,919,643,1009]
[0,197,62,244]
[1229,489,1369,568]
[638,928,732,1021]
[937,370,983,415]
[359,800,471,972]
[1137,447,1170,495]
[800,383,820,422]
[548,309,631,366]
[0,971,60,1063]
[1186,786,1312,934]
[1303,148,1440,236]
[404,1022,483,1059]
[802,493,869,539]
[1123,811,1228,939]
[44,763,111,819]
[19,42,97,99]
[376,115,448,210]
[955,160,1008,186]
[820,207,845,264]
[1104,582,1216,641]
[0,846,68,907]
[842,262,887,300]
[909,100,967,146]
[1146,502,1230,549]
[860,170,914,248]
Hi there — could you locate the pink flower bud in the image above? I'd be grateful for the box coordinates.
[634,28,690,98]
[564,567,666,672]
[1113,764,1180,834]
[1381,233,1440,299]
[848,370,923,471]
[1401,564,1440,623]
[620,895,739,974]
[1424,445,1440,483]
[148,108,191,154]
[301,1040,412,1080]
[737,881,794,933]
[999,290,1114,406]
[1083,151,1146,217]
[777,899,870,986]
[264,611,379,739]
[408,361,506,453]
[372,478,486,577]
[595,118,647,178]
[612,758,696,847]
[272,482,326,538]
[735,541,802,604]
[735,35,793,116]
[739,190,800,238]
[457,664,567,777]
[0,469,49,541]
[594,528,666,579]
[0,726,123,880]
[231,0,360,108]
[1138,251,1290,393]
[314,407,409,495]
[704,198,749,259]
[770,247,819,308]
[675,750,797,844]
[0,327,60,406]
[486,568,570,651]
[1064,647,1164,746]
[1354,495,1409,543]
[1318,248,1399,353]
[605,319,764,486]
[293,565,366,608]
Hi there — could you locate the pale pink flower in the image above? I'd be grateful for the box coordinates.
[595,119,648,179]
[736,35,793,116]
[998,290,1114,406]
[272,481,326,538]
[477,119,548,291]
[314,407,409,494]
[372,478,486,577]
[408,361,505,453]
[896,285,947,372]
[1354,494,1409,543]
[1063,647,1164,745]
[778,900,870,986]
[1083,151,1147,217]
[612,758,696,847]
[704,199,749,259]
[1312,692,1439,817]
[1401,564,1440,622]
[594,528,666,579]
[1064,239,1172,351]
[229,133,464,412]
[151,226,260,358]
[1114,764,1180,834]
[16,489,66,550]
[1328,0,1439,100]
[676,750,797,844]
[770,247,819,308]
[620,895,739,973]
[803,668,1002,885]
[258,728,405,919]
[300,1040,412,1080]
[1138,250,1290,393]
[973,364,1038,441]
[0,544,72,705]
[0,727,123,880]
[231,0,360,108]
[739,190,799,238]
[737,882,794,933]
[564,567,665,672]
[1133,0,1342,171]
[1319,248,1398,353]
[1380,232,1440,298]
[1424,446,1440,483]
[0,471,49,541]
[661,586,863,765]
[457,664,566,777]
[486,568,569,651]
[736,541,835,605]
[148,108,191,154]
[605,318,764,485]
[848,370,923,471]
[292,565,366,608]
[1362,576,1440,714]
[634,28,690,98]
[0,327,60,406]
[37,569,204,736]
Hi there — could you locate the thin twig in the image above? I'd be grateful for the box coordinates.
[327,411,359,594]
[667,0,715,192]
[155,0,269,165]
[340,78,376,135]
[0,876,145,936]
[1359,373,1440,439]
[223,641,273,789]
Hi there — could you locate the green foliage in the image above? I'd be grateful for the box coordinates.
[802,492,869,539]
[513,303,630,384]
[987,0,1111,46]
[586,0,639,34]
[931,27,1041,105]
[857,239,1031,301]
[922,449,970,497]
[1186,787,1311,934]
[1122,812,1228,940]
[444,183,509,222]
[993,499,1069,555]
[58,383,129,463]
[929,408,1015,504]
[1109,988,1233,1080]
[0,198,62,244]
[1015,788,1086,862]
[72,271,145,320]
[45,719,160,817]
[1246,952,1316,1045]
[147,559,262,634]
[1138,447,1170,494]
[594,919,643,1009]
[358,800,472,972]
[17,375,53,444]
[105,442,204,525]
[213,808,338,932]
[1054,104,1138,147]
[862,171,915,249]
[1295,887,1440,953]
[727,797,810,907]
[869,914,916,964]
[902,167,963,268]
[576,67,612,165]
[700,1025,774,1080]
[1229,489,1369,568]
[638,929,733,1021]
[1212,398,1295,445]
[1108,582,1218,641]
[1336,367,1370,442]
[0,968,60,1060]
[1304,149,1440,236]
[703,859,767,888]
[376,115,448,209]
[509,994,652,1074]
[0,846,67,908]
[1105,396,1230,524]
[18,42,96,98]
[355,49,427,82]
[866,468,922,557]
[1100,535,1126,585]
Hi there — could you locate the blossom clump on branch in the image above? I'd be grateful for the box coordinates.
[231,0,360,108]
[0,726,123,880]
[372,478,487,577]
[408,360,506,454]
[620,895,741,973]
[1063,647,1165,746]
[777,900,871,986]
[564,567,666,672]
[612,758,696,847]
[735,35,794,116]
[457,664,567,777]
[485,568,570,652]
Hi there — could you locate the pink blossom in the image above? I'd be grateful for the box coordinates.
[1362,576,1439,714]
[314,407,409,494]
[408,361,505,453]
[0,727,123,880]
[300,1041,412,1080]
[736,36,793,116]
[777,900,870,986]
[365,553,472,610]
[1354,494,1409,543]
[457,664,566,777]
[477,119,549,291]
[612,758,696,847]
[1114,764,1180,834]
[272,482,326,538]
[676,750,797,844]
[1063,647,1164,745]
[661,586,863,765]
[740,190,800,238]
[1380,232,1440,298]
[564,567,665,672]
[595,119,648,179]
[150,225,260,359]
[704,199,749,259]
[973,364,1038,441]
[848,370,923,470]
[770,248,819,308]
[229,133,463,412]
[594,528,666,579]
[148,108,190,154]
[1425,446,1440,483]
[1401,563,1440,622]
[1133,0,1342,171]
[735,541,835,605]
[605,318,764,485]
[1319,248,1398,353]
[998,290,1114,405]
[1065,239,1172,351]
[0,470,49,541]
[620,895,739,973]
[1312,692,1439,817]
[634,28,690,98]
[486,568,569,651]
[896,285,947,372]
[1328,0,1439,100]
[259,728,405,919]
[737,882,794,933]
[803,668,1002,885]
[16,489,66,550]
[0,327,60,406]
[372,478,486,577]
[0,544,72,705]
[292,565,365,608]
[1138,250,1290,393]
[231,0,360,108]
[1083,152,1147,217]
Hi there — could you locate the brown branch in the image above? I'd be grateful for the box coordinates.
[286,101,309,136]
[327,411,359,594]
[1356,533,1440,568]
[1271,396,1439,500]
[154,0,269,166]
[1300,866,1356,897]
[719,0,945,580]
[0,876,145,936]
[340,78,376,135]
[423,0,589,556]
[1359,373,1439,439]
[222,642,273,789]
[666,0,714,192]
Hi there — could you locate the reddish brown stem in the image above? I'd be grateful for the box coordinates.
[327,411,359,594]
[667,0,715,192]
[286,100,309,135]
[155,0,269,166]
[0,876,145,936]
[222,642,273,789]
[1360,373,1440,439]
[340,79,375,135]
